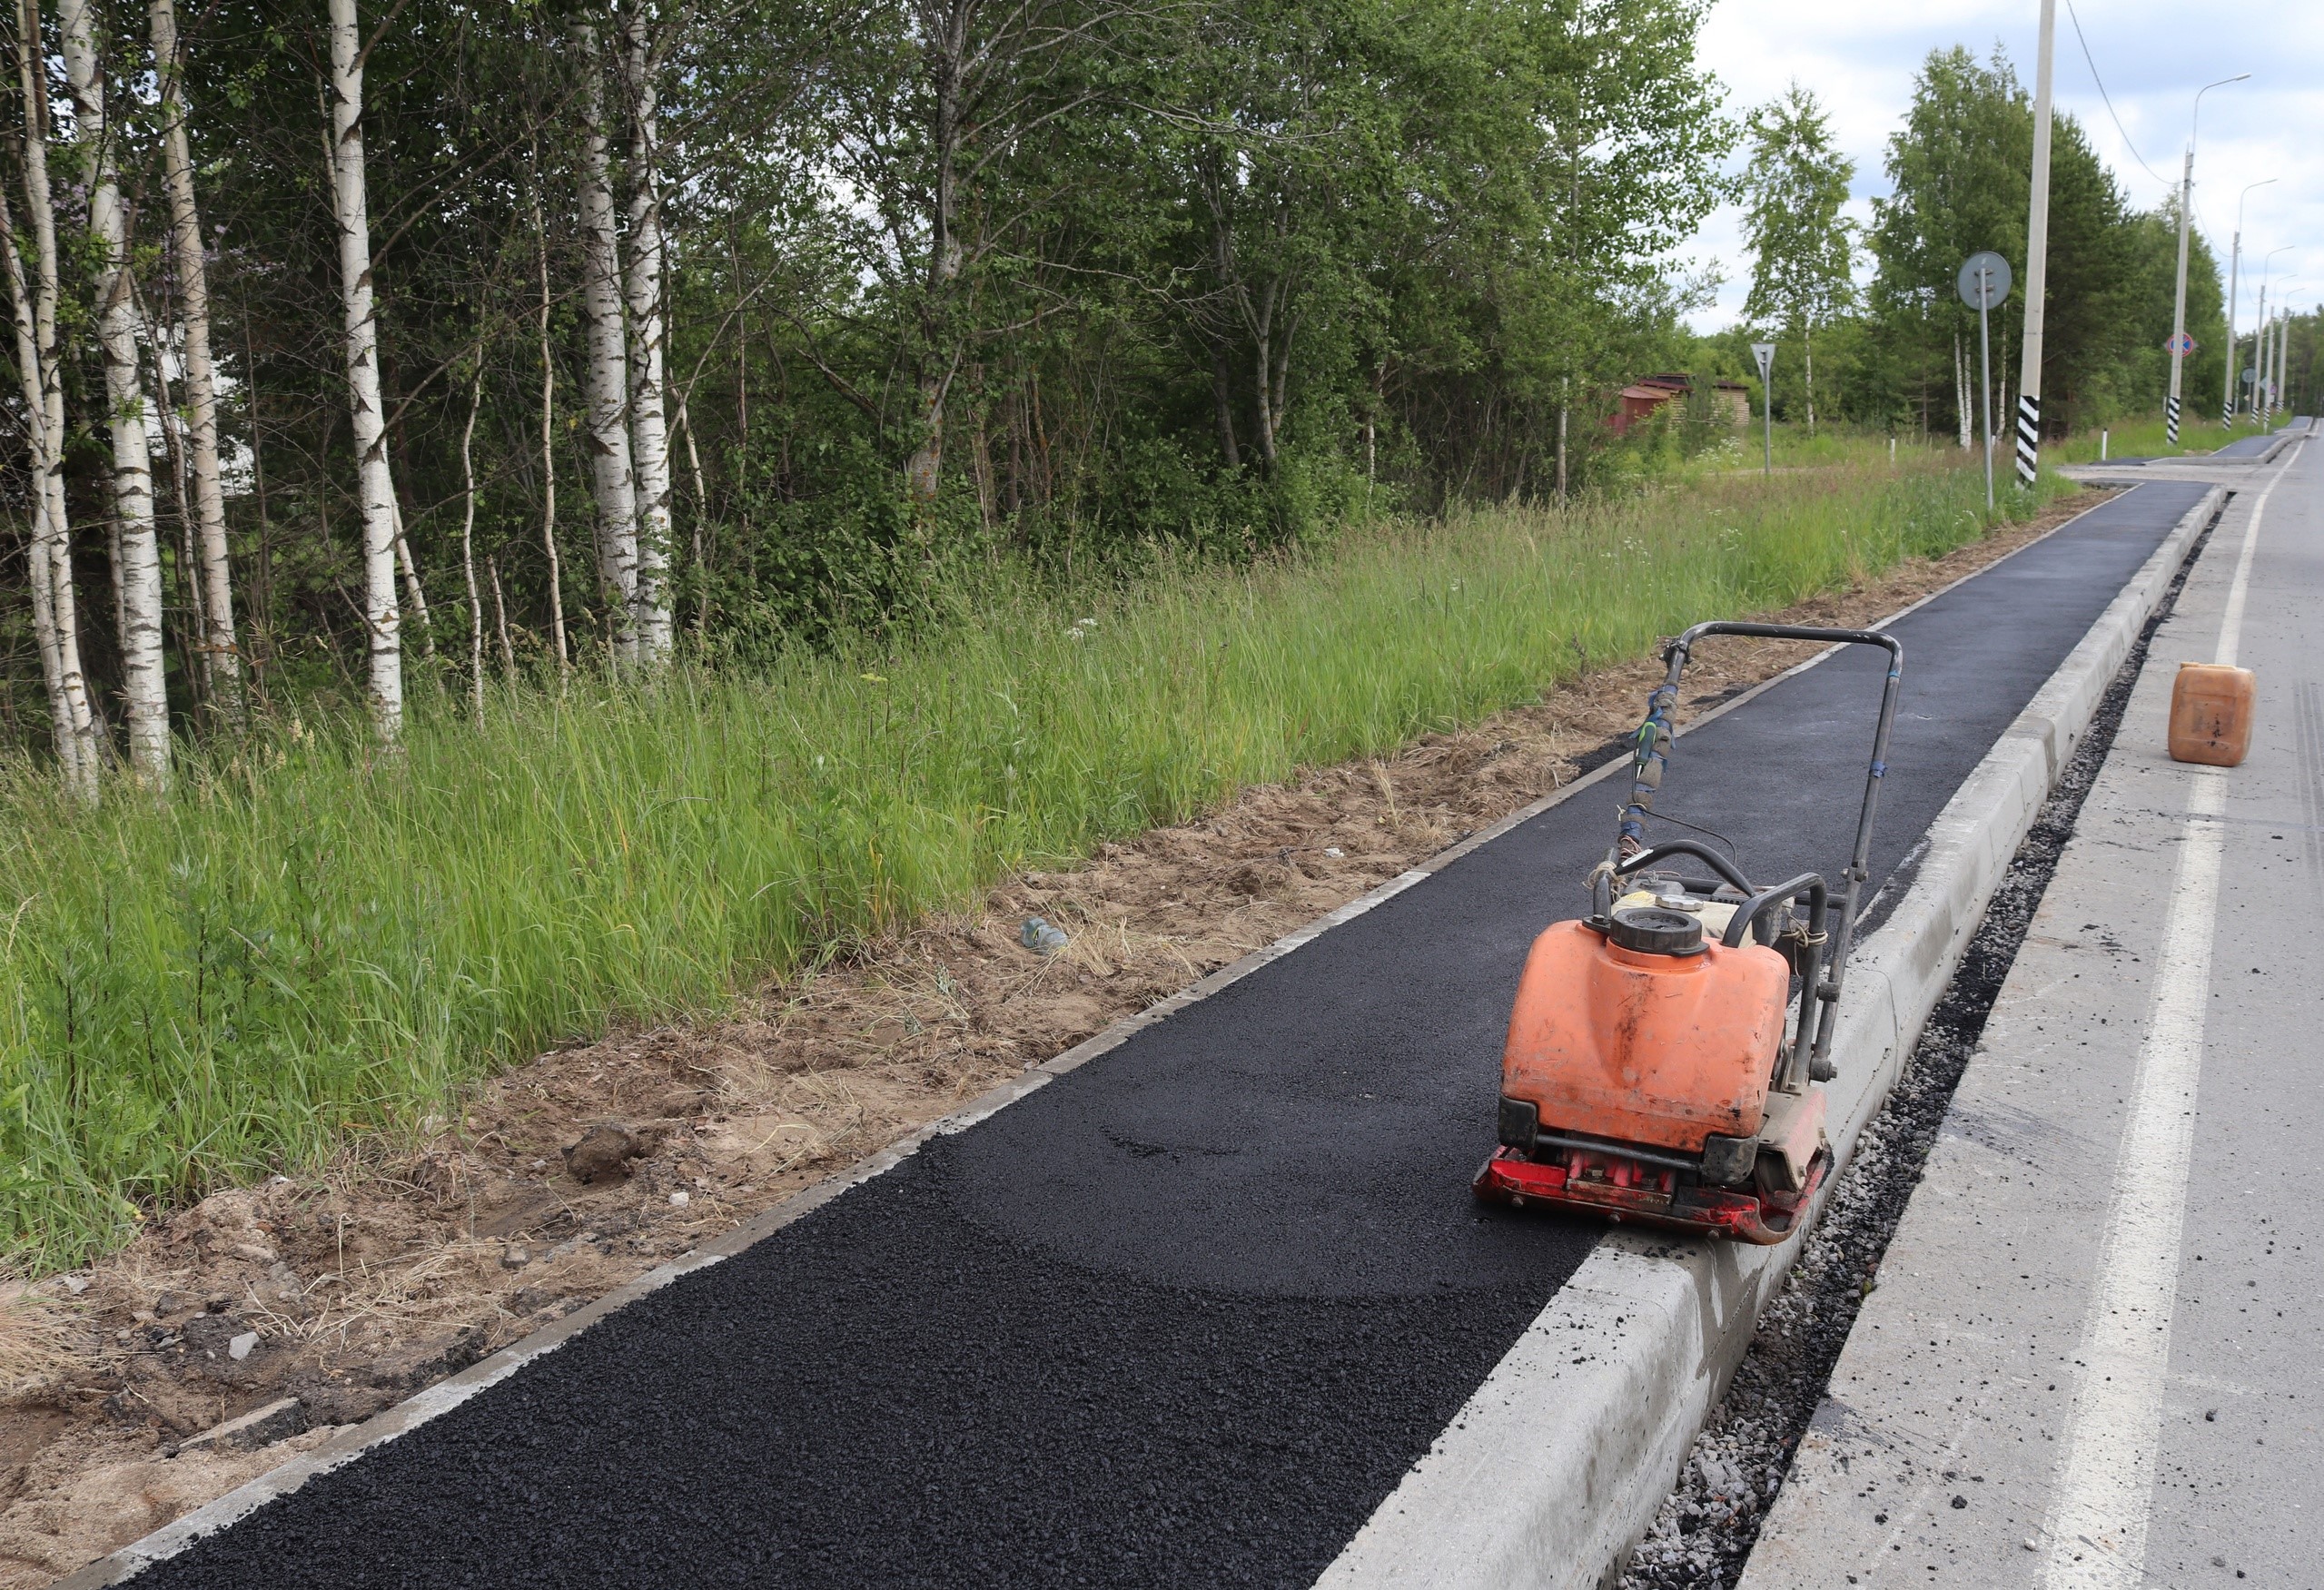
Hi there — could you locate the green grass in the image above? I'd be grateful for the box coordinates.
[2043,413,2279,465]
[0,457,2074,1270]
[1692,425,1964,474]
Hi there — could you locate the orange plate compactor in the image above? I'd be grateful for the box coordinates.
[1475,621,1904,1244]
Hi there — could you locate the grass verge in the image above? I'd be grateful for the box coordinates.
[2043,414,2279,464]
[2,458,2072,1269]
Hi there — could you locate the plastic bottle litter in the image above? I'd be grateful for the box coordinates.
[1020,916,1069,954]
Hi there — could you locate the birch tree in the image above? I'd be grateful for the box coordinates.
[8,0,97,797]
[459,360,484,721]
[0,182,78,789]
[62,0,169,787]
[531,158,569,676]
[618,2,674,662]
[576,20,638,664]
[1742,84,1854,436]
[328,0,403,741]
[151,0,242,721]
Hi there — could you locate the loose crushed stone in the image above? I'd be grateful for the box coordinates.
[1617,503,2220,1590]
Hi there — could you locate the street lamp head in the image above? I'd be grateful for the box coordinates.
[2190,73,2252,152]
[2237,176,2279,232]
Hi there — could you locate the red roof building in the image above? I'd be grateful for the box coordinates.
[1611,374,1752,437]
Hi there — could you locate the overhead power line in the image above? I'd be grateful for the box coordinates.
[2063,0,2176,193]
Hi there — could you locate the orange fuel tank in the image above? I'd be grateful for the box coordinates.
[1501,920,1790,1154]
[2169,661,2255,766]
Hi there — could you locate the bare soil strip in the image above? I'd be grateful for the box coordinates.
[0,492,2102,1589]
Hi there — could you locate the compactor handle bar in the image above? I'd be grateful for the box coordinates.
[1611,620,1904,1081]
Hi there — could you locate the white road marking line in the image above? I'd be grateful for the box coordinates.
[2038,447,2301,1588]
[2038,765,2221,1590]
[2215,469,2281,670]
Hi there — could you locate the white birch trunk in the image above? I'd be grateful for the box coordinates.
[1803,321,1815,437]
[618,5,673,664]
[0,183,78,789]
[328,0,402,741]
[391,499,434,657]
[150,0,241,720]
[489,555,516,682]
[531,169,569,675]
[63,0,169,788]
[676,392,708,641]
[1954,333,1972,450]
[15,1,96,793]
[460,362,483,721]
[139,277,208,706]
[576,21,638,664]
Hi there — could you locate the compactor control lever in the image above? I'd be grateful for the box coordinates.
[1607,621,1904,1076]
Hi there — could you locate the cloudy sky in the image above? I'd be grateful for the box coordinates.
[1683,0,2324,339]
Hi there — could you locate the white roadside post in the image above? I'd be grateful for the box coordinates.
[1752,341,1775,476]
[1959,252,2010,512]
[2168,74,2250,444]
[2015,0,2056,486]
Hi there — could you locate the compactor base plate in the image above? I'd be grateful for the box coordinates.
[1472,1144,1827,1246]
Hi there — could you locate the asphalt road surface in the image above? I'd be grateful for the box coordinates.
[129,481,2209,1590]
[1745,439,2319,1588]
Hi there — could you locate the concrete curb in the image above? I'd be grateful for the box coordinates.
[1309,482,2225,1590]
[54,485,2178,1589]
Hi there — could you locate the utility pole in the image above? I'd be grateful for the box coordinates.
[2270,311,2279,420]
[2273,305,2291,421]
[2250,252,2288,417]
[2250,276,2270,420]
[2167,144,2193,445]
[2268,309,2287,422]
[2015,0,2056,487]
[2226,179,2277,425]
[2169,74,2250,445]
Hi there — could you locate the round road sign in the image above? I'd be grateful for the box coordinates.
[2166,331,2197,357]
[1957,252,2012,311]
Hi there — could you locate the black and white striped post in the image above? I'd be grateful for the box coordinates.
[2016,0,2055,489]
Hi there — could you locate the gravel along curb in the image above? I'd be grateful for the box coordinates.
[56,487,2199,1590]
[1630,489,2224,1590]
[1309,483,2224,1590]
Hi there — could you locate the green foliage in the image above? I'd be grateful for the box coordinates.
[1,457,2062,1268]
[1742,84,1856,340]
[1854,44,2227,438]
[0,0,1753,745]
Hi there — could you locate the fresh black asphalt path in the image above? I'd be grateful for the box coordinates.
[129,482,2210,1589]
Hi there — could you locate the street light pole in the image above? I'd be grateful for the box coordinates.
[2168,74,2250,445]
[2274,309,2286,420]
[2253,250,2291,420]
[2014,0,2056,486]
[2225,178,2277,425]
[2270,296,2300,422]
